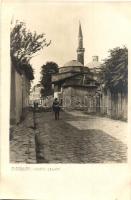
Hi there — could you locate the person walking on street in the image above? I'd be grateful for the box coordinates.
[52,98,60,120]
[33,101,36,111]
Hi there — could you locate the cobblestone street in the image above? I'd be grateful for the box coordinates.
[35,110,127,163]
[10,112,37,163]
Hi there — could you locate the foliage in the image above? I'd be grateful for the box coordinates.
[10,20,51,80]
[40,62,59,97]
[11,21,51,63]
[11,56,34,80]
[99,46,128,93]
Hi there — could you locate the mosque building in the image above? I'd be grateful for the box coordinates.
[52,23,101,111]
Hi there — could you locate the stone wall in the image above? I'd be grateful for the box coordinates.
[22,72,31,119]
[62,87,72,107]
[63,86,98,112]
[10,62,30,124]
[15,69,23,123]
[10,63,16,124]
[10,63,23,124]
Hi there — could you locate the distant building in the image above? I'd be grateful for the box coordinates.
[86,55,101,80]
[29,84,43,105]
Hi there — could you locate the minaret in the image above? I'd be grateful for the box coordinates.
[77,22,85,65]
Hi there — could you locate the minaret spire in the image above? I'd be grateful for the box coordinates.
[79,21,83,38]
[77,22,85,65]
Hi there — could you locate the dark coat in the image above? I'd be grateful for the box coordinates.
[52,101,60,112]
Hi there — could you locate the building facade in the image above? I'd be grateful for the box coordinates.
[52,23,101,111]
[52,22,127,120]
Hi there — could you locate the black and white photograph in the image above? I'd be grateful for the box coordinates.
[0,1,131,200]
[9,1,128,164]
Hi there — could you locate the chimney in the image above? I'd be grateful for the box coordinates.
[92,56,99,62]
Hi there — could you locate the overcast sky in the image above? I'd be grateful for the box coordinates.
[8,1,131,86]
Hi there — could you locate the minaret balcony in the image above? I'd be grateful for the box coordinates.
[77,48,85,53]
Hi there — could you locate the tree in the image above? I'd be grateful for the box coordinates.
[10,20,51,80]
[100,46,128,93]
[40,62,59,97]
[11,20,51,63]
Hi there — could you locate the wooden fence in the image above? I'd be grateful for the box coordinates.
[100,90,127,120]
